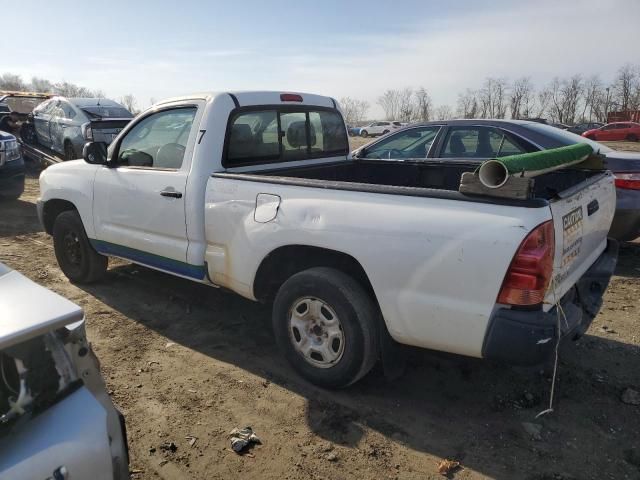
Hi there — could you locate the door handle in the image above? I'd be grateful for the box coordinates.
[160,190,182,199]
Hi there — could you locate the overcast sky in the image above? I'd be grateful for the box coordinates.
[5,0,640,116]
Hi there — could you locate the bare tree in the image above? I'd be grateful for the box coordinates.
[413,87,432,121]
[339,97,370,124]
[581,75,606,122]
[397,87,415,122]
[52,81,103,98]
[434,105,453,120]
[456,89,478,118]
[478,78,509,118]
[536,87,552,118]
[377,89,401,120]
[612,64,639,112]
[120,94,138,113]
[30,77,53,93]
[0,73,26,91]
[509,77,534,119]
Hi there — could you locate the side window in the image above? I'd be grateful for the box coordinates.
[442,127,527,158]
[226,108,348,166]
[363,127,441,159]
[61,102,76,119]
[115,107,196,169]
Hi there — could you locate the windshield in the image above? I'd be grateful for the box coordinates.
[81,106,133,119]
[523,123,612,153]
[3,97,47,114]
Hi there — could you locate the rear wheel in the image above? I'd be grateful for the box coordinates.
[272,267,379,388]
[64,142,77,161]
[382,129,390,135]
[586,134,596,140]
[360,130,369,138]
[627,134,638,142]
[53,210,107,283]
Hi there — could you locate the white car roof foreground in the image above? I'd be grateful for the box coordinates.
[0,263,83,350]
[155,91,336,109]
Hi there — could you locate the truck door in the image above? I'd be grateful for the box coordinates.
[92,105,203,279]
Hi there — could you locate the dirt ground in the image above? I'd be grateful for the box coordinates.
[1,148,639,480]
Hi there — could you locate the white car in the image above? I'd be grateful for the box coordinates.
[0,263,128,479]
[359,120,402,137]
[38,91,617,388]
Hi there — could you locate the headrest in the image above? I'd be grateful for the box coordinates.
[286,121,316,148]
[232,123,253,143]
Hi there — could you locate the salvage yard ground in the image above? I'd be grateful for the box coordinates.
[0,141,639,479]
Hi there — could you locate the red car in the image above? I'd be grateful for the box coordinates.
[582,121,640,141]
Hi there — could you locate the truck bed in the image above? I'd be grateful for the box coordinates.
[225,159,604,202]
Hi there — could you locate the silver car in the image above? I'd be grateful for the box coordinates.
[0,263,128,479]
[32,97,133,160]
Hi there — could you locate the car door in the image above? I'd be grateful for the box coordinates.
[598,124,617,141]
[48,104,73,154]
[92,105,201,278]
[33,100,54,147]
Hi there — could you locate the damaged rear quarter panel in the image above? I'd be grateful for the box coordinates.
[204,176,551,357]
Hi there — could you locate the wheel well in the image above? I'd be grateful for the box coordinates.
[42,199,77,234]
[253,245,377,304]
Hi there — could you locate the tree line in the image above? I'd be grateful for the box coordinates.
[3,64,640,124]
[341,63,640,125]
[0,73,141,114]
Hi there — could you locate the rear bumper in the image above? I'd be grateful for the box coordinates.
[609,208,640,242]
[482,239,618,365]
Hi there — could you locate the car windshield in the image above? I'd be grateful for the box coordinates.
[81,106,133,119]
[3,96,47,114]
[523,123,613,153]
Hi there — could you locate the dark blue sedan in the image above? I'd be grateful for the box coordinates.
[352,119,640,241]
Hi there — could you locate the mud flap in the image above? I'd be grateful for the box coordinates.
[379,320,407,381]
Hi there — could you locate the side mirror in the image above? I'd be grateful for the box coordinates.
[82,141,108,165]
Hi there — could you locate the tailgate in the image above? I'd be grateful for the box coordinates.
[90,119,131,145]
[545,171,616,309]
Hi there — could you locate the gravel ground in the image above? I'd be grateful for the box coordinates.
[1,146,639,479]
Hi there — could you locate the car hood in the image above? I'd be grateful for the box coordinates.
[603,150,640,172]
[0,263,83,349]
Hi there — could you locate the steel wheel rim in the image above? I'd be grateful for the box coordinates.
[288,297,345,368]
[63,230,82,266]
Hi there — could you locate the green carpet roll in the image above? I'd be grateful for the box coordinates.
[478,143,594,188]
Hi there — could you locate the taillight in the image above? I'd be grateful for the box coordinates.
[497,220,555,306]
[614,173,640,190]
[280,93,303,102]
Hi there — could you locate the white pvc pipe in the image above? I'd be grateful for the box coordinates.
[478,159,510,189]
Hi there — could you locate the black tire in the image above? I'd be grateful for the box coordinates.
[382,130,390,135]
[53,210,107,283]
[587,134,596,140]
[627,134,638,142]
[272,267,379,388]
[64,142,77,161]
[360,130,368,138]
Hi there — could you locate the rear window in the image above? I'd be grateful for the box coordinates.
[523,123,613,153]
[81,106,133,119]
[226,108,348,166]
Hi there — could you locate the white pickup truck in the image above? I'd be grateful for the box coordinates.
[38,91,618,388]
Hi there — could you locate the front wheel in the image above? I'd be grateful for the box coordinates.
[360,130,368,138]
[627,134,638,142]
[272,267,379,388]
[587,134,596,140]
[53,210,107,283]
